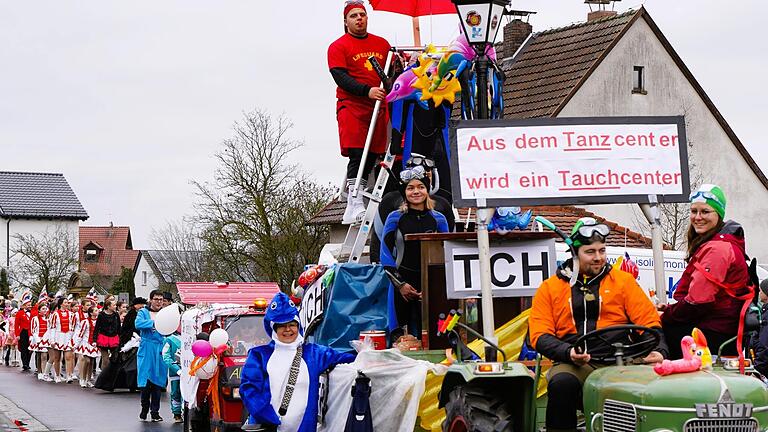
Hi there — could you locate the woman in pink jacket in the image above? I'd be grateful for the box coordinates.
[660,184,751,358]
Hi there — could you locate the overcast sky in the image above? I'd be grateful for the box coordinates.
[1,1,765,248]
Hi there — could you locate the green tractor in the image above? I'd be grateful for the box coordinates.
[438,321,768,432]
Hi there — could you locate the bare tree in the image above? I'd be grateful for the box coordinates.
[193,109,332,289]
[632,114,703,251]
[149,219,224,282]
[9,225,79,296]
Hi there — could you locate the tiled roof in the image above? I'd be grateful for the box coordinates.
[306,197,346,226]
[501,7,768,189]
[502,10,636,119]
[80,226,139,277]
[141,250,203,284]
[0,171,88,220]
[457,205,656,249]
[307,198,656,248]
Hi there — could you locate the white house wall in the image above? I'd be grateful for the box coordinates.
[133,254,160,299]
[0,219,80,289]
[557,17,768,260]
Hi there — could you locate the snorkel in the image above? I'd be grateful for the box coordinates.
[535,216,579,288]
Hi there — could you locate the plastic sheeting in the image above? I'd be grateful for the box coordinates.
[320,349,448,432]
[312,264,392,353]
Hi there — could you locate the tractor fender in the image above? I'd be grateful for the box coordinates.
[438,363,535,408]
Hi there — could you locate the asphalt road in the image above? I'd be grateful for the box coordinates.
[0,364,181,432]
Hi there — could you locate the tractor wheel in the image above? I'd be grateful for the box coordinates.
[443,385,514,432]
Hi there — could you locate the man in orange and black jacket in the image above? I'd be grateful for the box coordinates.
[529,217,668,432]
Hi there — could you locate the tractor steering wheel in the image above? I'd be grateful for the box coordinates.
[571,324,661,364]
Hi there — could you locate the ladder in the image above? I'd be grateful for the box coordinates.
[336,50,395,263]
[339,151,396,263]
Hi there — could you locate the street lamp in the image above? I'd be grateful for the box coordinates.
[451,0,510,361]
[452,0,509,119]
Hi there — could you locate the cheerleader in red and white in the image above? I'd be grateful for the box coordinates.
[48,297,77,383]
[31,302,51,380]
[73,306,99,387]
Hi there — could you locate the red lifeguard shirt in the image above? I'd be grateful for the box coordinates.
[327,33,390,103]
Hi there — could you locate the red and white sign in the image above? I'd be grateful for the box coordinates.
[449,117,690,207]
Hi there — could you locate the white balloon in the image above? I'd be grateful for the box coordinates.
[194,356,217,380]
[209,328,229,348]
[155,304,181,336]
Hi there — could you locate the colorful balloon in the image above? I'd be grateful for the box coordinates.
[209,328,229,348]
[155,304,181,336]
[191,340,213,358]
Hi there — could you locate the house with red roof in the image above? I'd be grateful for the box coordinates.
[77,224,140,293]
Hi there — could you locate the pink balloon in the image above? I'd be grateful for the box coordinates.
[191,340,213,358]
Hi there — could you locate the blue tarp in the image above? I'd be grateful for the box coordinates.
[313,263,393,353]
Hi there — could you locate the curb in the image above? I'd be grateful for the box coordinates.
[0,394,50,432]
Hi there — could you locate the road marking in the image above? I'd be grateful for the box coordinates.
[0,394,51,432]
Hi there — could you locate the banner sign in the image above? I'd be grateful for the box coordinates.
[444,238,556,298]
[449,116,690,207]
[298,277,325,334]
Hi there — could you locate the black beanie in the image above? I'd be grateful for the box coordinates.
[760,279,768,297]
[399,175,431,199]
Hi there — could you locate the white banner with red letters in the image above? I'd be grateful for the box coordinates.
[449,117,690,207]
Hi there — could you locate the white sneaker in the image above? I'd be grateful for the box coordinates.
[41,375,53,382]
[53,375,62,383]
[37,373,43,380]
[79,380,87,388]
[87,381,95,388]
[342,185,367,225]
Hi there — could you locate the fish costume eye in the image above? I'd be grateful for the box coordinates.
[270,302,277,310]
[289,300,296,308]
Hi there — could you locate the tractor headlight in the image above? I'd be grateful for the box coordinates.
[232,387,240,399]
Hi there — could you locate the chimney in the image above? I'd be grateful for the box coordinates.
[587,10,618,22]
[503,18,533,59]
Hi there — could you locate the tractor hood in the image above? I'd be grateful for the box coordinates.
[584,365,768,409]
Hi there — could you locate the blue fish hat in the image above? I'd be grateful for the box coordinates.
[263,292,302,337]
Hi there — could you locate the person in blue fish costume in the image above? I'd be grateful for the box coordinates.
[241,292,355,432]
[135,290,169,422]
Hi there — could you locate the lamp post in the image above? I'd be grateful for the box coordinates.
[451,0,509,361]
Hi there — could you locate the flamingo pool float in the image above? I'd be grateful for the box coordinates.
[654,335,702,376]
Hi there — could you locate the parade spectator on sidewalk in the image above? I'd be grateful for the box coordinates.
[328,0,391,224]
[93,299,121,371]
[135,291,168,422]
[162,329,183,423]
[241,292,355,432]
[659,184,751,358]
[14,292,33,372]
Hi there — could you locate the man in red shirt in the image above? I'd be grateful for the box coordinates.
[328,1,391,224]
[15,291,33,372]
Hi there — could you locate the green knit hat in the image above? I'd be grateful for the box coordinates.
[690,184,726,219]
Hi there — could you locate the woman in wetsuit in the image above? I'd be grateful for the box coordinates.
[381,166,449,339]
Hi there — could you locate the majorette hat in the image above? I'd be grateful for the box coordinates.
[37,290,49,305]
[86,288,98,303]
[54,288,66,299]
[20,291,33,306]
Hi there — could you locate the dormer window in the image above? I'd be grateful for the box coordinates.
[84,248,99,262]
[632,66,647,94]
